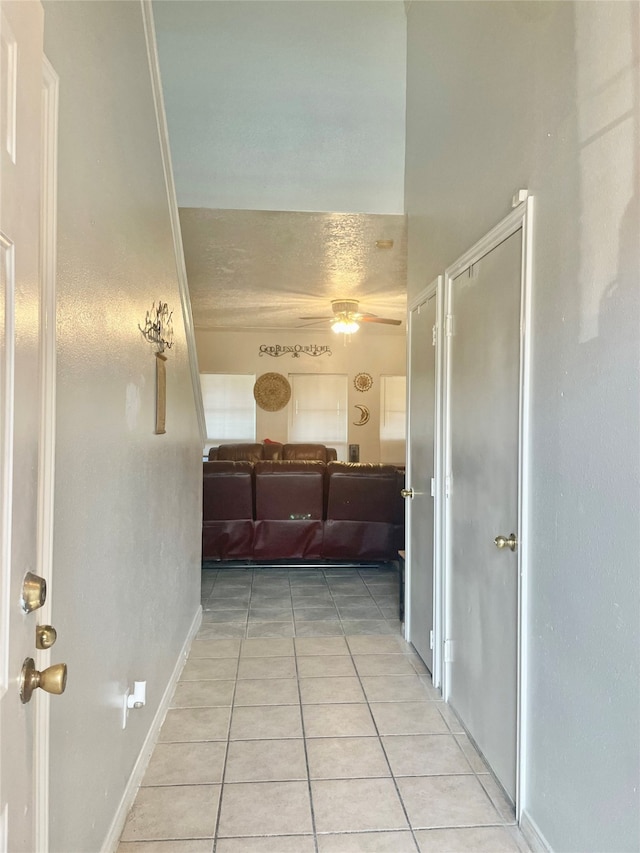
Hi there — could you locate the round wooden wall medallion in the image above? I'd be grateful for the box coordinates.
[354,372,373,392]
[253,372,292,412]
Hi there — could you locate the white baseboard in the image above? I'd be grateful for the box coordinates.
[520,809,552,853]
[100,605,203,853]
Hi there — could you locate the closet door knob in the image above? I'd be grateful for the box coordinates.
[494,533,517,552]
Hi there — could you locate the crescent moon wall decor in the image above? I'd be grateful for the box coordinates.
[353,404,370,426]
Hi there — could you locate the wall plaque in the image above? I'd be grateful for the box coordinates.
[259,344,332,359]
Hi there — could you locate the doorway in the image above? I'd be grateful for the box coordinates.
[442,199,533,811]
[405,279,442,682]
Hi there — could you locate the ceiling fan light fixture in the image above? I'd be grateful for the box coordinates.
[332,318,360,335]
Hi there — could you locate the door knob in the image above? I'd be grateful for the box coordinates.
[401,488,414,499]
[21,572,47,612]
[20,658,67,704]
[36,624,58,649]
[494,533,518,552]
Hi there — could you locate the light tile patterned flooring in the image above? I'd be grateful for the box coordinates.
[119,567,530,852]
[198,563,405,639]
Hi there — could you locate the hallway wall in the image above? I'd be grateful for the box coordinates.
[153,0,407,214]
[405,3,639,851]
[42,2,203,851]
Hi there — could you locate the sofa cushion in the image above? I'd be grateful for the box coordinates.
[254,461,325,520]
[216,443,264,463]
[325,462,401,521]
[202,461,254,560]
[253,461,324,559]
[283,443,331,462]
[203,461,254,519]
[322,462,403,560]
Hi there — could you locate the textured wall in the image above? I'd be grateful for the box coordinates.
[153,0,407,214]
[42,2,202,851]
[196,328,407,464]
[405,3,639,851]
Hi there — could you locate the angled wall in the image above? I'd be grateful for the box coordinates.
[153,0,407,214]
[405,3,639,851]
[43,2,202,850]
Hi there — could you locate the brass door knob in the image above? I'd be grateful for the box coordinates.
[21,572,47,612]
[20,658,67,704]
[36,624,58,649]
[494,533,518,552]
[401,488,414,499]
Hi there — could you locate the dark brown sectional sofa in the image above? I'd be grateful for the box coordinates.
[202,458,405,564]
[207,441,338,463]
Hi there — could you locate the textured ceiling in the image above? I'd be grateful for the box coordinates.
[180,209,407,334]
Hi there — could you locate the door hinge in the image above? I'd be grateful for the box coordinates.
[444,639,455,663]
[445,314,454,337]
[445,474,452,498]
[432,324,437,346]
[430,477,435,497]
[429,630,434,650]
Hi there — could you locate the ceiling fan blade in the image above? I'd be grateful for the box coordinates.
[360,316,402,326]
[297,319,330,329]
[299,315,332,320]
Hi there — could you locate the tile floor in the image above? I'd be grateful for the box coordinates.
[119,567,530,852]
[197,564,405,639]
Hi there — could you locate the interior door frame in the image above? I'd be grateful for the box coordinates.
[405,276,444,688]
[34,53,59,853]
[441,196,533,818]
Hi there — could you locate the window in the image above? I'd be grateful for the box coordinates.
[288,374,348,460]
[380,375,406,464]
[200,374,256,447]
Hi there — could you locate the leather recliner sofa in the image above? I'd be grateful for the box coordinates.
[202,459,405,563]
[207,442,338,463]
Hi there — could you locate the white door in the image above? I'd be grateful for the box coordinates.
[0,3,47,850]
[406,287,438,672]
[446,228,523,803]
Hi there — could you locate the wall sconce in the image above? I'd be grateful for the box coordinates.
[138,301,174,353]
[139,301,174,435]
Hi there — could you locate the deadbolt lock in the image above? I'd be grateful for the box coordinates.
[36,624,58,650]
[20,658,67,704]
[21,572,47,613]
[494,533,518,552]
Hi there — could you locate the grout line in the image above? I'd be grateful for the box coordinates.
[294,585,321,853]
[211,583,246,852]
[346,633,421,849]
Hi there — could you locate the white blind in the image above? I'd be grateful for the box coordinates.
[200,373,256,441]
[380,374,406,464]
[288,374,347,458]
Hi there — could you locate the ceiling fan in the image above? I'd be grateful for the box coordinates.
[299,299,402,334]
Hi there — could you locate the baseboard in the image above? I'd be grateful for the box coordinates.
[100,605,203,853]
[520,809,552,853]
